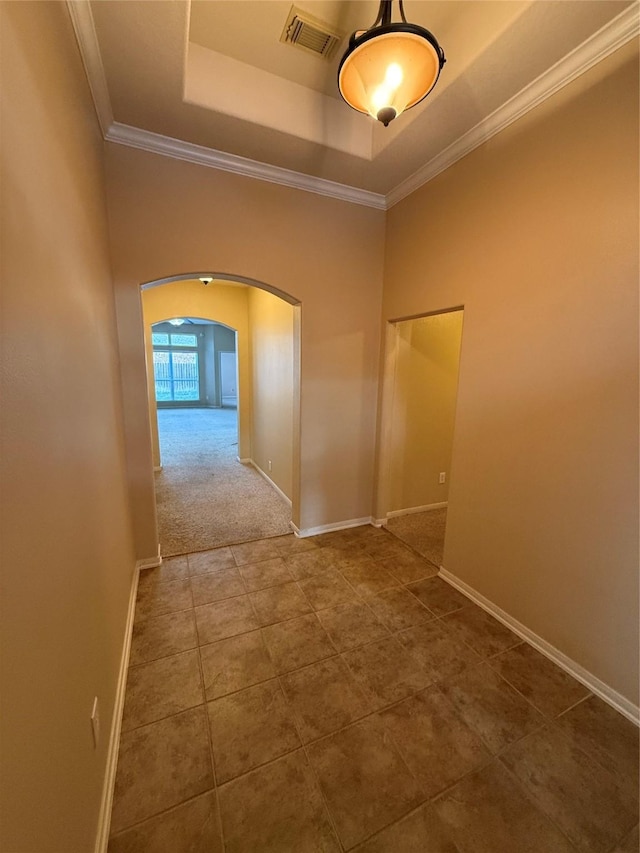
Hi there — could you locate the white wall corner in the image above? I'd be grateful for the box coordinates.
[93,565,139,852]
[438,567,640,726]
[135,544,162,572]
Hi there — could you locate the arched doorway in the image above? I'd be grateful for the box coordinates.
[140,274,301,556]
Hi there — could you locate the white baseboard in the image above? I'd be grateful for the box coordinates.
[135,544,162,572]
[236,456,251,464]
[372,518,388,528]
[439,567,640,726]
[94,564,139,852]
[387,501,448,519]
[246,459,292,508]
[292,516,376,538]
[153,465,163,472]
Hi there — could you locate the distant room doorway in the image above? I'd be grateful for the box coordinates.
[219,350,237,407]
[378,309,464,568]
[141,277,300,557]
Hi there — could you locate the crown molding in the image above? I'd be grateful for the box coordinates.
[105,122,387,210]
[386,3,640,208]
[66,0,113,135]
[69,0,637,211]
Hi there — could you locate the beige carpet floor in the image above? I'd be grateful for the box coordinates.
[154,408,291,556]
[386,508,447,567]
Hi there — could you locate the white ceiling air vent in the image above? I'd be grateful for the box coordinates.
[280,6,342,60]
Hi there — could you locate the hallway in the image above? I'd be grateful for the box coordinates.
[4,5,639,851]
[155,408,291,556]
[109,526,638,852]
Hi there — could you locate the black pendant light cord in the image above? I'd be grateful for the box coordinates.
[373,1,409,28]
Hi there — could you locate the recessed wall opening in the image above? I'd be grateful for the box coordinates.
[141,274,301,557]
[375,307,464,568]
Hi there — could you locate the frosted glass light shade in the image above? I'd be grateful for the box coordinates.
[338,27,444,126]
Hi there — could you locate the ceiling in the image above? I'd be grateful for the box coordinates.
[76,1,637,205]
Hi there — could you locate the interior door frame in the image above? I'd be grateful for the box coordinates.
[373,305,465,526]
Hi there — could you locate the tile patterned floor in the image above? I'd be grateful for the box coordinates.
[108,526,639,852]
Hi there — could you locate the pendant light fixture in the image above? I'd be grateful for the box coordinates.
[338,0,445,127]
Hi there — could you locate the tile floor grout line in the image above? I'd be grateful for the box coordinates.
[125,645,425,739]
[108,788,219,841]
[114,704,550,848]
[194,639,227,853]
[540,713,640,804]
[483,656,589,723]
[385,533,441,563]
[134,591,480,682]
[281,679,348,853]
[116,699,209,739]
[556,691,594,718]
[215,741,306,791]
[126,644,198,674]
[133,603,195,626]
[114,531,638,849]
[496,746,586,852]
[167,532,293,562]
[199,682,239,850]
[200,679,467,792]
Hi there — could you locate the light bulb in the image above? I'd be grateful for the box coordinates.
[372,84,392,112]
[385,63,403,88]
[369,62,404,120]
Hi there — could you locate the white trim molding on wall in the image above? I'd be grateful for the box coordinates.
[105,123,386,211]
[94,565,139,853]
[386,3,640,207]
[387,501,448,519]
[135,544,162,572]
[292,516,378,539]
[247,459,292,508]
[439,567,640,726]
[68,1,640,211]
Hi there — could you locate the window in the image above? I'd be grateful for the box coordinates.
[152,329,200,402]
[169,333,197,347]
[152,332,197,347]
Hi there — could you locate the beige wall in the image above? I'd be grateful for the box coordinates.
[0,4,136,851]
[389,311,463,512]
[383,42,639,705]
[142,280,252,466]
[105,145,385,549]
[248,287,295,500]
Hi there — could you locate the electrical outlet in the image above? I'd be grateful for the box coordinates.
[439,472,446,484]
[90,697,100,749]
[268,460,272,472]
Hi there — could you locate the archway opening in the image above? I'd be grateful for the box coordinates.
[140,274,301,556]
